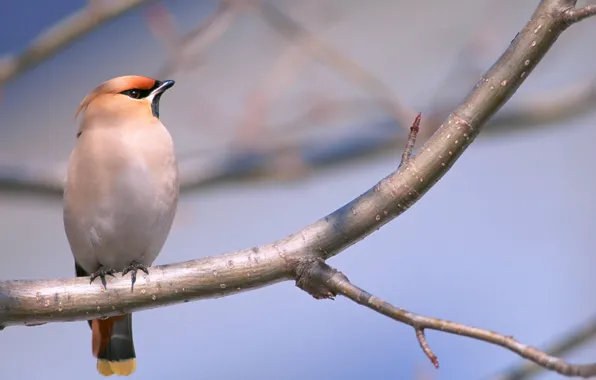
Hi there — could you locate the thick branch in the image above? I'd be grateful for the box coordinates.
[0,248,292,327]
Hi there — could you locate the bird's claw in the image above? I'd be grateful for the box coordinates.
[89,267,116,289]
[122,261,149,292]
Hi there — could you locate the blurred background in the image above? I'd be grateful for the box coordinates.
[1,1,596,379]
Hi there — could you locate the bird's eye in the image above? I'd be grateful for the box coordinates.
[121,89,143,99]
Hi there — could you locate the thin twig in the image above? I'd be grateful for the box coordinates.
[416,328,439,369]
[399,112,421,168]
[492,316,596,380]
[303,261,596,377]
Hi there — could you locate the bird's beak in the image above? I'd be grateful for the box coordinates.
[151,80,175,97]
[149,80,175,118]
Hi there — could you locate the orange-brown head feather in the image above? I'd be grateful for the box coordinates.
[75,75,157,121]
[74,75,174,139]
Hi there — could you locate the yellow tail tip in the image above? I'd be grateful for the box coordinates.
[97,360,113,376]
[96,359,136,377]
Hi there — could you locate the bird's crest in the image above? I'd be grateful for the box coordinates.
[74,76,157,121]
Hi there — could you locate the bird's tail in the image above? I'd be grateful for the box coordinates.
[92,314,137,376]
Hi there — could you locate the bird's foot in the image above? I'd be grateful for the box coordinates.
[122,261,149,292]
[89,267,116,289]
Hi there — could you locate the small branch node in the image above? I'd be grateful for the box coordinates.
[399,112,422,168]
[561,5,596,25]
[292,257,338,300]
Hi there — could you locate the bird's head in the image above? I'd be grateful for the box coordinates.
[75,75,175,136]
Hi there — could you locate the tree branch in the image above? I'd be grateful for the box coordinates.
[562,4,596,24]
[1,0,596,377]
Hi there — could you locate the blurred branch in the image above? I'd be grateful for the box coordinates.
[427,0,503,117]
[233,1,337,151]
[256,1,416,126]
[1,1,596,195]
[491,316,596,380]
[3,78,594,196]
[2,1,595,376]
[150,1,242,78]
[482,77,596,131]
[0,0,154,85]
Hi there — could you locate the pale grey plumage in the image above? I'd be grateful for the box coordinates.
[63,123,178,274]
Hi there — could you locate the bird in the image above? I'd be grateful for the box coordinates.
[63,75,179,376]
